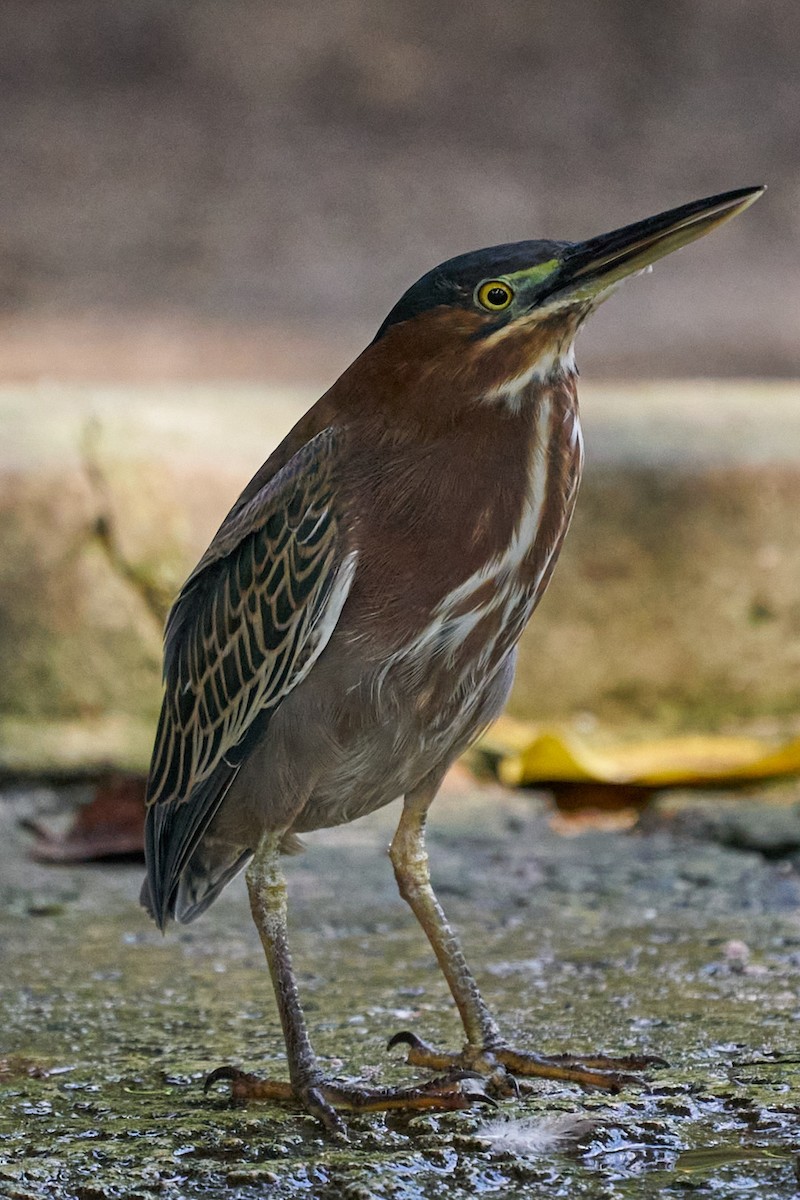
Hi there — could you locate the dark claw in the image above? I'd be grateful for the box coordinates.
[498,1069,520,1099]
[304,1085,348,1139]
[422,1073,498,1110]
[387,1030,428,1052]
[465,1088,499,1110]
[204,1065,250,1093]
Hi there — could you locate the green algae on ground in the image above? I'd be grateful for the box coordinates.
[2,783,800,1198]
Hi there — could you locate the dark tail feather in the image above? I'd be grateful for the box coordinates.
[171,829,307,924]
[174,847,253,923]
[142,762,238,930]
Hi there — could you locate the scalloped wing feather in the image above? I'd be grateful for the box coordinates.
[143,427,356,925]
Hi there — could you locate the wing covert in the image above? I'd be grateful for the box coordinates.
[146,427,354,814]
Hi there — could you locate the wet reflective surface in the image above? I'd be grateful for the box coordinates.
[2,782,799,1198]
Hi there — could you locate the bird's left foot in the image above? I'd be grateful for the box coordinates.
[388,1031,667,1094]
[204,1064,496,1134]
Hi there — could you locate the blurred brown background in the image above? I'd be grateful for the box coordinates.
[2,1,799,775]
[0,0,796,382]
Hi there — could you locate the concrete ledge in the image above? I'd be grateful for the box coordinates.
[2,382,799,773]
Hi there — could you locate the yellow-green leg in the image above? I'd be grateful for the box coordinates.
[205,831,494,1134]
[388,784,666,1093]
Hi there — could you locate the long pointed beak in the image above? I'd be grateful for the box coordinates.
[540,186,765,306]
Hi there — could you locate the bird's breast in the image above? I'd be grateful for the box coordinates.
[349,379,584,705]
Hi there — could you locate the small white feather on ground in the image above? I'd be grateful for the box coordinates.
[475,1112,603,1157]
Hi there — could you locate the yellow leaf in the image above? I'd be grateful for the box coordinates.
[486,723,800,790]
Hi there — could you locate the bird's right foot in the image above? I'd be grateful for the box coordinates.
[204,1064,495,1136]
[387,1031,667,1094]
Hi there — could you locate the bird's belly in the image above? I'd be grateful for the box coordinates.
[292,534,555,834]
[290,647,516,833]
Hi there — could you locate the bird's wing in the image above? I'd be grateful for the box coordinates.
[143,426,356,925]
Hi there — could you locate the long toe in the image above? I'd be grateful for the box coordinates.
[204,1065,294,1103]
[586,1053,669,1070]
[387,1031,519,1098]
[492,1046,668,1092]
[204,1063,495,1134]
[386,1032,667,1094]
[524,1051,669,1071]
[387,1030,464,1072]
[316,1073,497,1116]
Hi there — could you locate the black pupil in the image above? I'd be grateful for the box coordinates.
[487,286,509,306]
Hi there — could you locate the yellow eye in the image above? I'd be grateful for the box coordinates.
[476,280,514,311]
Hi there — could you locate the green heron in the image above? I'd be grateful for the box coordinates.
[142,186,763,1133]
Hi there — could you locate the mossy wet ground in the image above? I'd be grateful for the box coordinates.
[2,781,800,1199]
